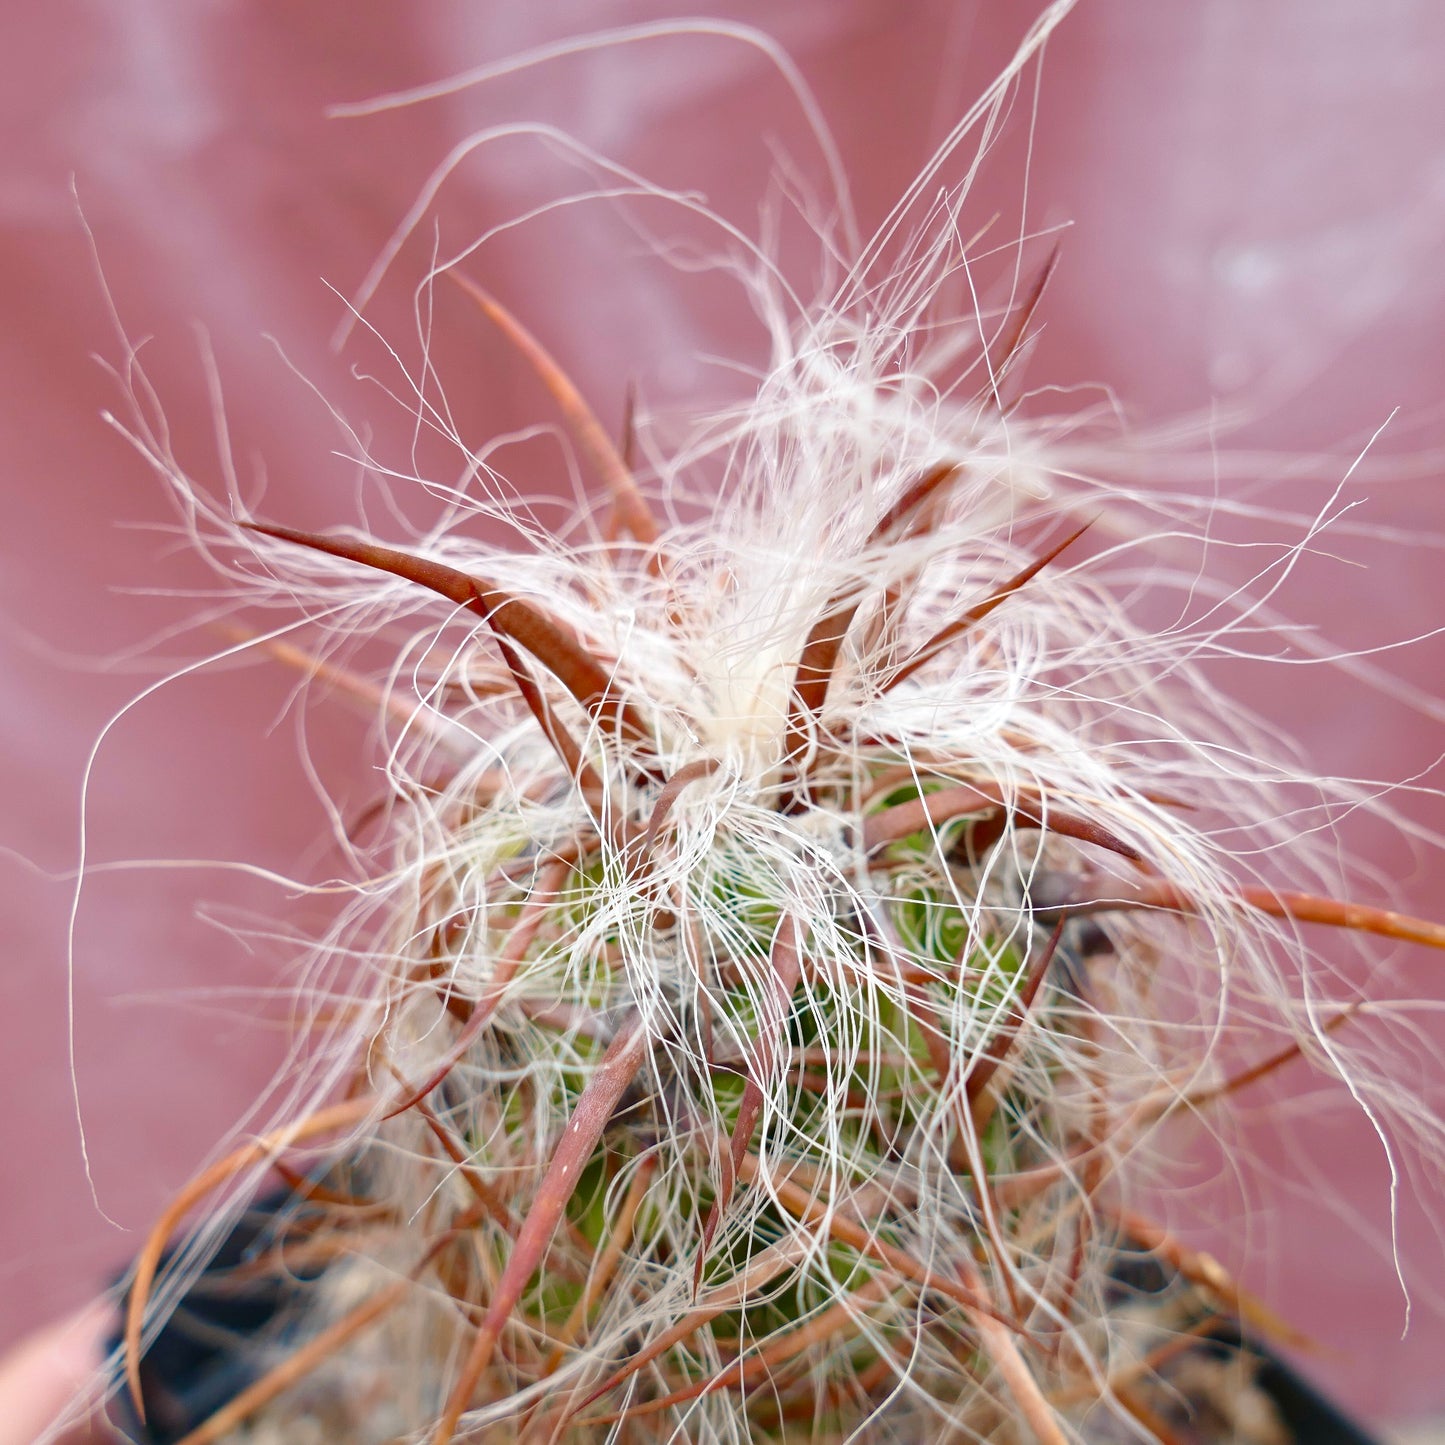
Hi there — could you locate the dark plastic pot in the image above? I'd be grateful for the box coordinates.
[107,1192,1385,1444]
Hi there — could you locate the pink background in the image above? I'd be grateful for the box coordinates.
[3,0,1443,1431]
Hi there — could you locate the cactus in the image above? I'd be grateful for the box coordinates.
[97,7,1443,1444]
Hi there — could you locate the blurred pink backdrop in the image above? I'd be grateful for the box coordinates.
[3,0,1443,1431]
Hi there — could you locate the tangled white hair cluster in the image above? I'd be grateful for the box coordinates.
[83,4,1445,1443]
